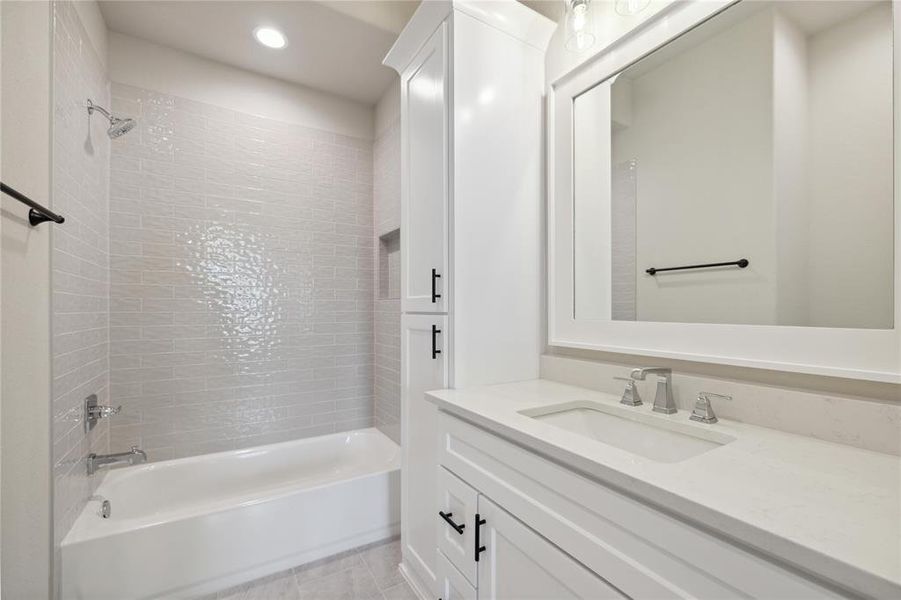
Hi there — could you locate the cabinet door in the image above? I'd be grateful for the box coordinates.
[437,551,478,600]
[476,496,625,600]
[401,313,449,595]
[400,21,449,313]
[437,468,479,585]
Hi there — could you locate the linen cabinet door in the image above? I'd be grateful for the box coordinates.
[476,496,625,600]
[401,313,449,595]
[400,21,449,313]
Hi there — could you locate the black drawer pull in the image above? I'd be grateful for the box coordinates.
[474,513,486,561]
[439,511,465,535]
[431,324,441,360]
[431,268,441,303]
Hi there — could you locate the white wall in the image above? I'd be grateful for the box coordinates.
[72,0,108,68]
[108,32,374,140]
[375,78,400,139]
[806,3,894,328]
[0,1,54,597]
[772,9,810,325]
[573,81,613,321]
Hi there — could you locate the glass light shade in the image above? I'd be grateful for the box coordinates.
[615,0,651,16]
[565,0,596,52]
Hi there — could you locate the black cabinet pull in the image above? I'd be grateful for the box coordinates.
[438,511,465,535]
[431,268,441,303]
[474,513,486,562]
[431,324,441,360]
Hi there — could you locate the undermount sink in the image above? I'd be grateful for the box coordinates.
[520,401,735,463]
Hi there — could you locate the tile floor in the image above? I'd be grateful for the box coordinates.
[203,538,417,600]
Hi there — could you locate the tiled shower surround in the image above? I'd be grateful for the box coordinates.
[108,83,376,460]
[373,115,401,444]
[51,0,111,550]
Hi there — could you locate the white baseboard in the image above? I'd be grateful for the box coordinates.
[399,561,434,600]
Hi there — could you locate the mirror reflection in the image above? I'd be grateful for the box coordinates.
[574,0,894,328]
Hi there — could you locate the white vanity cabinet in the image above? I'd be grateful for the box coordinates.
[476,496,625,600]
[437,468,478,585]
[436,466,625,600]
[384,2,552,597]
[435,410,852,600]
[437,551,477,600]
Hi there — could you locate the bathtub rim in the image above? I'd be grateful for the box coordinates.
[62,427,400,545]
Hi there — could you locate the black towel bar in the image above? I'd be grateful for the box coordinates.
[1,181,65,226]
[646,258,748,276]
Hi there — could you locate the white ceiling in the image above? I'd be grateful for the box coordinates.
[99,1,563,106]
[99,1,419,105]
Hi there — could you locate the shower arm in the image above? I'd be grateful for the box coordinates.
[86,99,113,121]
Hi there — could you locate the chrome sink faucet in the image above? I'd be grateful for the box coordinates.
[630,367,677,414]
[87,446,147,476]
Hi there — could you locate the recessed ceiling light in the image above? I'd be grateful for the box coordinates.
[254,27,287,49]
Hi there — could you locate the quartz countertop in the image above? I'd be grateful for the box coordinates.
[426,379,901,598]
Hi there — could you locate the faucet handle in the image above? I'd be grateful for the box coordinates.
[86,401,121,419]
[690,392,731,424]
[613,377,642,406]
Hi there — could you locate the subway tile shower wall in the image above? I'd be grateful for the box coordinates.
[52,0,111,550]
[373,114,401,444]
[108,83,375,461]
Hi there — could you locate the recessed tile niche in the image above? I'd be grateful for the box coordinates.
[378,229,400,300]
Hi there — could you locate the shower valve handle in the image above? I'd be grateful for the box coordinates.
[87,404,121,419]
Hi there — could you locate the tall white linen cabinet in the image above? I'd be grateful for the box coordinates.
[383,2,554,597]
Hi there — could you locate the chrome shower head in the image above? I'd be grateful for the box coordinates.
[107,116,136,139]
[86,99,136,139]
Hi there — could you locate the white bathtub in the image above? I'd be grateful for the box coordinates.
[61,428,400,599]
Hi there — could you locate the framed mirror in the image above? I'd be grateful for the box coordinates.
[549,0,901,381]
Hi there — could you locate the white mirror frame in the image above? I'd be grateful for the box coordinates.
[548,0,901,383]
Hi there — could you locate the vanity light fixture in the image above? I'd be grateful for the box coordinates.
[615,0,651,16]
[565,0,596,52]
[253,26,287,49]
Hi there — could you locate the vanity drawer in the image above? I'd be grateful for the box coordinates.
[438,412,846,600]
[437,550,477,600]
[438,467,479,586]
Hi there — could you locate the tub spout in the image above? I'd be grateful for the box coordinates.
[87,446,147,476]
